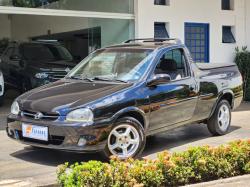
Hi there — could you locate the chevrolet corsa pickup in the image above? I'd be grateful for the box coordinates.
[6,38,243,159]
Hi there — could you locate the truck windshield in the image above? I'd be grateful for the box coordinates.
[22,43,73,62]
[67,48,153,82]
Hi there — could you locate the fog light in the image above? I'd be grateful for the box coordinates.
[78,137,87,146]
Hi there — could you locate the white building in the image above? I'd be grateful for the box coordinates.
[0,0,250,63]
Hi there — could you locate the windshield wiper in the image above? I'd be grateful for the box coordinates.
[68,75,93,82]
[92,77,128,83]
[113,79,128,83]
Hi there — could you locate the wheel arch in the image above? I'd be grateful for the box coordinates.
[112,107,149,130]
[209,90,234,118]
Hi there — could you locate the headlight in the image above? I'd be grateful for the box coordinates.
[11,101,20,115]
[35,72,48,79]
[66,108,94,123]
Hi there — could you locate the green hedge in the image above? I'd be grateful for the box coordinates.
[57,140,250,187]
[235,47,250,101]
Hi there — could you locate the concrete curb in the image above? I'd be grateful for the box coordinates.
[185,174,250,187]
[0,179,59,187]
[0,174,249,187]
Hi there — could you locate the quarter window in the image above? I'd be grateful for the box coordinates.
[154,49,189,80]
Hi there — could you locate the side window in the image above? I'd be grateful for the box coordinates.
[154,48,189,80]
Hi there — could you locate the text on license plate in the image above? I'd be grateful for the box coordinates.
[22,124,48,141]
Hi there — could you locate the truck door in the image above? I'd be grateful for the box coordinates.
[148,48,198,131]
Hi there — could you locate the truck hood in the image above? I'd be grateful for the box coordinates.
[17,80,132,113]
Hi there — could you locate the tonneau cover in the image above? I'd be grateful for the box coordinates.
[196,63,236,70]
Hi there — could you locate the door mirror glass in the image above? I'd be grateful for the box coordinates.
[147,74,171,87]
[10,55,21,61]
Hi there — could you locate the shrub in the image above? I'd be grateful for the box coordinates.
[57,139,250,187]
[235,47,250,101]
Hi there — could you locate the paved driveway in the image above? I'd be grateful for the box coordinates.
[0,92,249,186]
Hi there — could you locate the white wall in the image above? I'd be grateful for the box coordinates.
[0,14,11,39]
[135,0,246,63]
[246,0,250,49]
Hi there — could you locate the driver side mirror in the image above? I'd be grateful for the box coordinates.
[10,55,21,61]
[147,74,171,87]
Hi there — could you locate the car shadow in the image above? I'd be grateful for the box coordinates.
[142,123,240,157]
[10,123,240,167]
[10,148,107,167]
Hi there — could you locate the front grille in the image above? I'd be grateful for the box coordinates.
[46,70,69,80]
[21,110,59,121]
[16,130,64,145]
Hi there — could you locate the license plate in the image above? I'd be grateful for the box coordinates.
[22,124,48,141]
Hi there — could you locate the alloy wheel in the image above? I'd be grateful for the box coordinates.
[108,124,140,158]
[218,104,230,131]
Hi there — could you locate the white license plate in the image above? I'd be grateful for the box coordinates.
[22,124,48,141]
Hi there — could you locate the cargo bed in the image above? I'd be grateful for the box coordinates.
[196,63,236,70]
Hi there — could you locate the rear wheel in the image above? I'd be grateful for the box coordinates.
[207,100,231,136]
[103,117,146,159]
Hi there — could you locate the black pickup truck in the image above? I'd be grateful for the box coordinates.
[0,41,75,92]
[7,38,243,159]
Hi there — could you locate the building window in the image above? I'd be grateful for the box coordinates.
[185,23,210,63]
[154,0,170,6]
[154,23,169,38]
[222,26,236,43]
[222,0,234,10]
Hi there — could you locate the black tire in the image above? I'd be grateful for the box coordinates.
[103,117,146,159]
[0,95,3,106]
[207,100,232,136]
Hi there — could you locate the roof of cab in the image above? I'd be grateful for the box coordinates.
[105,38,183,50]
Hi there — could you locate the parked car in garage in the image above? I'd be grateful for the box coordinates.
[0,70,4,106]
[6,38,243,159]
[0,41,76,92]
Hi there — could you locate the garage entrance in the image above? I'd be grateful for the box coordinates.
[0,2,134,106]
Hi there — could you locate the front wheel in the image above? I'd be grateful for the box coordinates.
[207,100,231,136]
[103,117,146,159]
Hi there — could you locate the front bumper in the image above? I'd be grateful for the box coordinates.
[6,114,113,153]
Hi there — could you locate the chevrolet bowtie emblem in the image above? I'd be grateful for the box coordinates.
[34,112,44,120]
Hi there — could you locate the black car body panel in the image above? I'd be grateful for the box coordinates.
[6,39,243,153]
